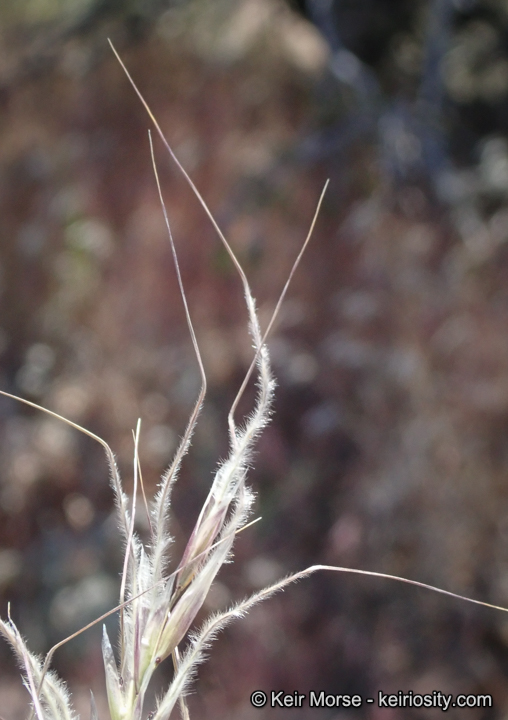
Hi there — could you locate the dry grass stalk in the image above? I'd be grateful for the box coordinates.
[1,44,508,720]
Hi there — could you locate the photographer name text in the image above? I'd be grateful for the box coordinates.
[249,689,493,711]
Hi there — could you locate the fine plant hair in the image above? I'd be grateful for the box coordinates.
[1,45,508,720]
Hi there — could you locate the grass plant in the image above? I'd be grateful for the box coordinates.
[1,44,508,720]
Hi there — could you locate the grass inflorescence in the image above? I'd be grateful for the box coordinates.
[1,43,508,720]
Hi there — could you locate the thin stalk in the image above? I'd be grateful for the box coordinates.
[229,180,329,428]
[119,418,141,675]
[148,129,207,582]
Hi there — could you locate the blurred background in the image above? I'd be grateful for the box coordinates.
[2,0,508,717]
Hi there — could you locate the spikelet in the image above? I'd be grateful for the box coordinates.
[0,615,77,720]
